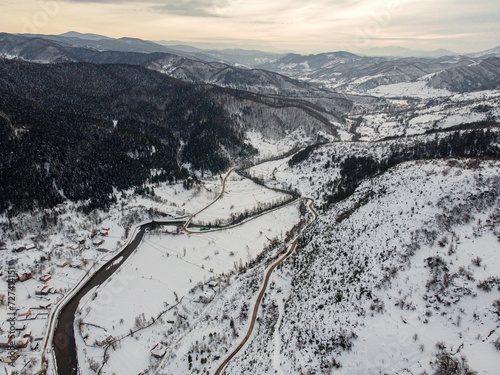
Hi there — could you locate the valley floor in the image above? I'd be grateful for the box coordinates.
[1,145,499,375]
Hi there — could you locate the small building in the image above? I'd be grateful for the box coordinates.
[16,269,32,282]
[70,261,83,269]
[92,239,104,247]
[95,334,113,347]
[150,343,167,358]
[39,302,52,309]
[56,261,67,268]
[208,280,219,288]
[199,292,214,303]
[35,285,52,296]
[39,274,52,282]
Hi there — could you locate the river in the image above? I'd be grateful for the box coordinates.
[52,221,182,375]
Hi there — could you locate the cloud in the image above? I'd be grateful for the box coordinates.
[3,0,499,53]
[62,0,230,17]
[153,0,230,17]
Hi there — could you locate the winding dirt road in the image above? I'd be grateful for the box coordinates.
[46,152,316,375]
[214,198,317,375]
[182,168,233,233]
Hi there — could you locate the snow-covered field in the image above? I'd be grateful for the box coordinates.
[367,80,452,99]
[266,128,499,209]
[192,172,291,226]
[67,152,499,375]
[73,174,303,375]
[0,179,224,373]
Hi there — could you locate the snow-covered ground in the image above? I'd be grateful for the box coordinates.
[73,174,303,375]
[346,89,500,141]
[1,120,499,374]
[245,129,338,160]
[219,158,500,374]
[0,179,222,373]
[192,172,291,226]
[367,80,452,99]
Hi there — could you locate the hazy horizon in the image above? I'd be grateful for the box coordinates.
[1,0,499,55]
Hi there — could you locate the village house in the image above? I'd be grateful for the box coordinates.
[35,285,52,296]
[39,274,52,282]
[199,291,214,303]
[150,343,167,358]
[208,280,219,288]
[70,261,83,269]
[16,269,32,282]
[38,302,52,309]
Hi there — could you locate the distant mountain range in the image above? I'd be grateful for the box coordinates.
[259,51,500,93]
[466,45,500,58]
[359,46,456,58]
[10,31,500,63]
[0,32,338,98]
[2,32,499,96]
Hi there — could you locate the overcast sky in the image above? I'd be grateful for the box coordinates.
[2,0,499,53]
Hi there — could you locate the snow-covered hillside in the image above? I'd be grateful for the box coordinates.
[220,159,500,374]
[249,128,500,208]
[274,160,500,374]
[347,90,500,141]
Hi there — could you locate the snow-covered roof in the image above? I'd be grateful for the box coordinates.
[151,343,167,357]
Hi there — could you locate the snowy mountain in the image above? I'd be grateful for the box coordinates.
[145,132,500,374]
[0,33,334,98]
[0,30,499,375]
[0,57,345,214]
[259,52,500,94]
[467,45,500,58]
